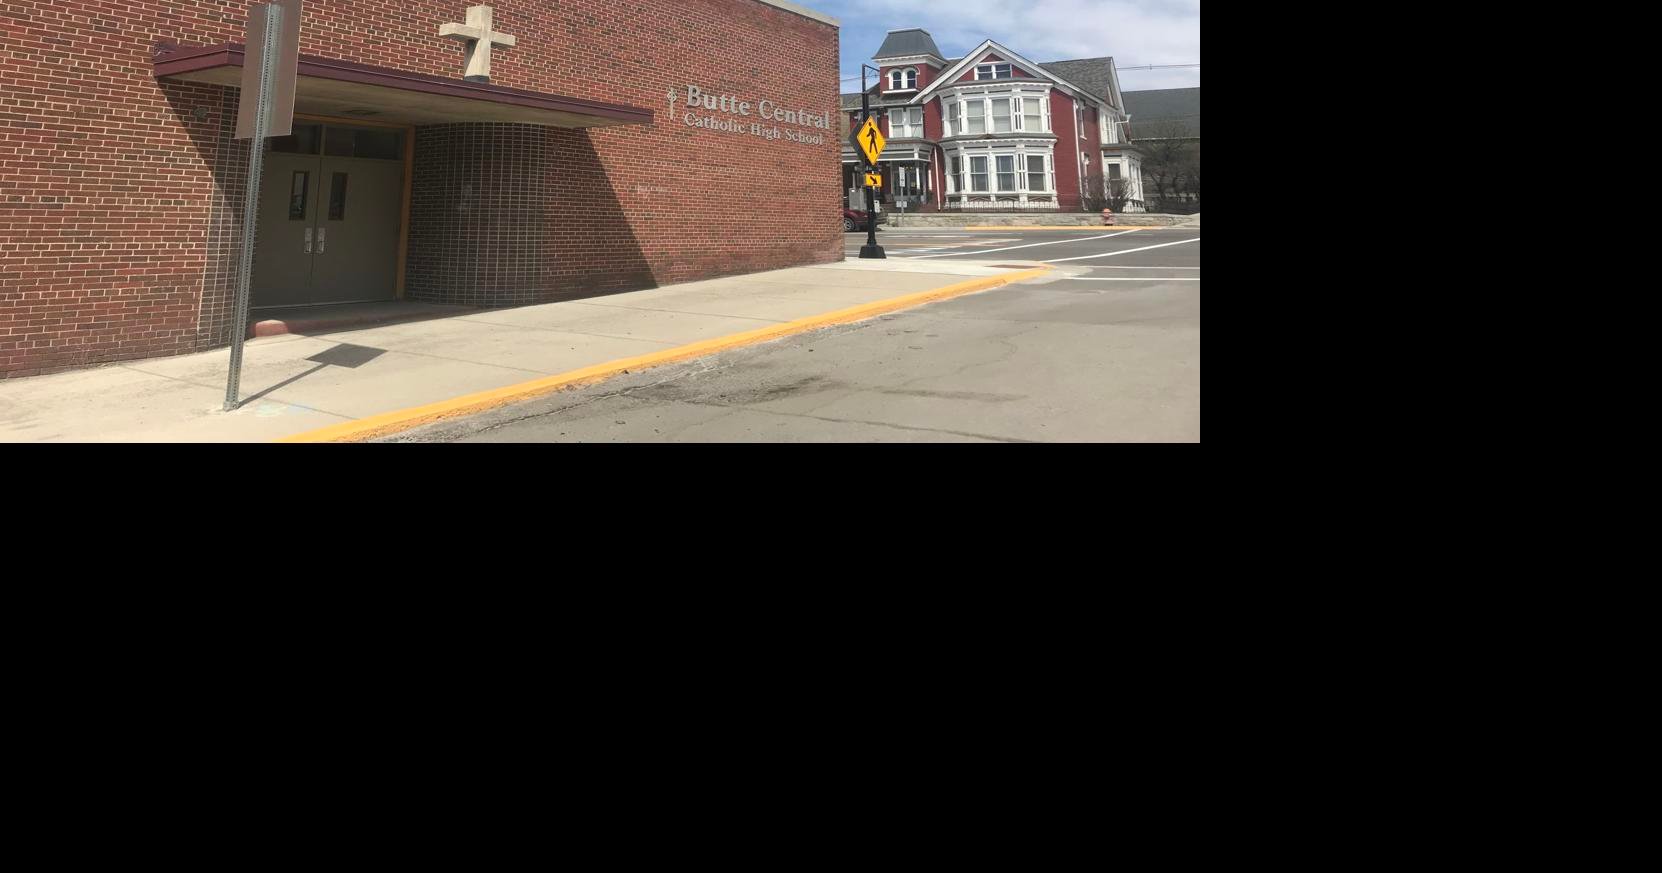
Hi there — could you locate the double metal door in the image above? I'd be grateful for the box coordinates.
[253,152,403,307]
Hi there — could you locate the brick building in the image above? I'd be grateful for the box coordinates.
[0,0,842,378]
[841,29,1141,214]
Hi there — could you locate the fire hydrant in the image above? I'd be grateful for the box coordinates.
[1101,208,1116,226]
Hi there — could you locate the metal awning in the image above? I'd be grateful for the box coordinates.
[155,43,654,128]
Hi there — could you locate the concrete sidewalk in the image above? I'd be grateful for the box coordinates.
[0,259,1045,443]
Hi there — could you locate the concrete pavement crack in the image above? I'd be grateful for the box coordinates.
[681,401,1036,443]
[396,355,744,441]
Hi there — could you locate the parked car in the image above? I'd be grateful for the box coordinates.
[843,207,886,232]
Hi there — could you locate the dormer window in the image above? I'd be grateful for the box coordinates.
[975,63,1013,81]
[888,68,918,91]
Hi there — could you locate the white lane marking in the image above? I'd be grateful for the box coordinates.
[1045,237,1200,263]
[1086,265,1201,270]
[1068,277,1202,281]
[909,230,1141,259]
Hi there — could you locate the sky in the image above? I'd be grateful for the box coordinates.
[814,0,1201,94]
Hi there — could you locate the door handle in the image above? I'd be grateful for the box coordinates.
[304,227,313,253]
[317,227,327,254]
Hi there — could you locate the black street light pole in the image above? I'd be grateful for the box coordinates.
[859,64,885,259]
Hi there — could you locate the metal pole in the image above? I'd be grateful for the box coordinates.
[225,4,282,411]
[859,65,885,260]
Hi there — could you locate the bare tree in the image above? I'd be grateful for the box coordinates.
[1107,178,1136,213]
[1082,169,1109,213]
[1082,170,1134,214]
[1134,120,1199,214]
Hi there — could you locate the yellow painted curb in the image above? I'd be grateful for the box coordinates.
[276,265,1055,443]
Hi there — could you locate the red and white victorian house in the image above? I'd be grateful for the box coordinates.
[841,29,1144,213]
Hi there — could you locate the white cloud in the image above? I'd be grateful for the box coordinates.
[844,0,1200,90]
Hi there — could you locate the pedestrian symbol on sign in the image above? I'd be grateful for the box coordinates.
[853,116,886,166]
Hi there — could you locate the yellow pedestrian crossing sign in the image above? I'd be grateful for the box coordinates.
[854,116,886,166]
[864,173,882,188]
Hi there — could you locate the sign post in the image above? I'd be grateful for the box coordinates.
[854,65,885,259]
[225,0,302,412]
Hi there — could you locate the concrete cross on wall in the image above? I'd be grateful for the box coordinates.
[439,5,517,83]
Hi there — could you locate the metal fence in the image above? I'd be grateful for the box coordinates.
[944,199,1063,212]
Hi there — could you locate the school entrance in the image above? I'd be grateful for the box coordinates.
[253,120,408,308]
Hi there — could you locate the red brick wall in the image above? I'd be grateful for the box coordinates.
[879,62,940,94]
[915,63,940,92]
[0,0,842,378]
[1051,90,1083,211]
[1081,101,1104,205]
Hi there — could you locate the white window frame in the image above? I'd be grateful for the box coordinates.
[990,98,1013,134]
[889,67,918,92]
[969,155,990,193]
[946,147,1055,202]
[1026,154,1053,194]
[975,63,1013,81]
[1016,96,1045,133]
[951,91,1052,137]
[887,106,923,139]
[995,154,1018,192]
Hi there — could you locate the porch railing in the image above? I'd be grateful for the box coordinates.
[944,198,1062,211]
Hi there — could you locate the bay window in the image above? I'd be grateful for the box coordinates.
[991,98,1012,133]
[995,155,1017,191]
[1027,155,1050,192]
[1020,98,1043,132]
[969,156,989,193]
[948,94,1051,137]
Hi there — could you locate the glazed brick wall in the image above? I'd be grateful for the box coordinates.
[0,0,842,378]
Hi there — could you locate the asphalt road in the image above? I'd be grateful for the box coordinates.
[393,227,1201,443]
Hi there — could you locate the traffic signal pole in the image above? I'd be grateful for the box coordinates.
[859,64,885,259]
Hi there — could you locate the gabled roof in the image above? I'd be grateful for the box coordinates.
[909,40,1111,109]
[1040,57,1120,109]
[875,29,945,61]
[1124,87,1200,138]
[840,84,907,112]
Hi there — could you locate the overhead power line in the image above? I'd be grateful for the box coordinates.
[837,63,1203,88]
[841,63,1198,82]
